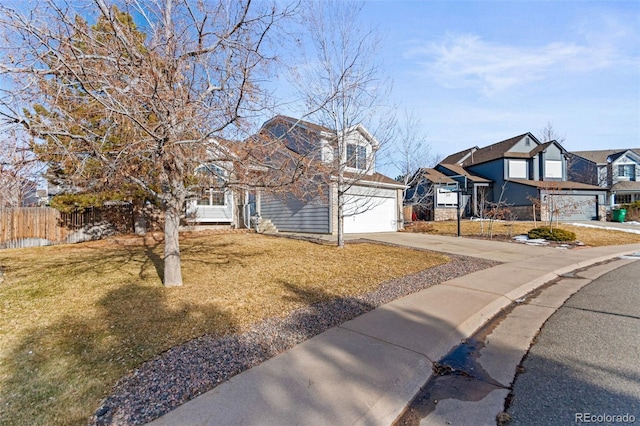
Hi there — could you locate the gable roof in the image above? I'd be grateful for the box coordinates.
[571,149,640,165]
[611,180,640,192]
[440,147,478,165]
[341,171,406,189]
[258,115,399,186]
[261,115,381,150]
[608,149,640,163]
[413,168,457,184]
[263,115,333,135]
[459,133,531,166]
[436,163,492,183]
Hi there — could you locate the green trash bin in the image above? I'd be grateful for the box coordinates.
[612,208,627,222]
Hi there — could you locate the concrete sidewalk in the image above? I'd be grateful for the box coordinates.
[149,235,640,426]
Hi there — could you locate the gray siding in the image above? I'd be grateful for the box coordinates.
[543,144,563,160]
[261,191,330,233]
[508,136,534,153]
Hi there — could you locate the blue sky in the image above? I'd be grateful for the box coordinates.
[358,0,639,166]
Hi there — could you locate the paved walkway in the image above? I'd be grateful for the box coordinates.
[148,233,640,426]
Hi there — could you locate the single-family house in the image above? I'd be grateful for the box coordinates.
[257,115,405,234]
[569,149,640,206]
[424,133,607,221]
[405,167,478,221]
[186,115,405,234]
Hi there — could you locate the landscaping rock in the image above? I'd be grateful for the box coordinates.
[90,254,499,426]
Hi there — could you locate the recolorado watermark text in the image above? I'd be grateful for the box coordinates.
[575,413,636,423]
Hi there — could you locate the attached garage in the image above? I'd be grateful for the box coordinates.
[549,194,598,221]
[343,186,398,233]
[259,173,405,234]
[508,180,606,222]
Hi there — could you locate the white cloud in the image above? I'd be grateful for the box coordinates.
[406,32,626,96]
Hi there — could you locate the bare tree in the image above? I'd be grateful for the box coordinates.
[292,0,395,247]
[537,121,566,144]
[484,182,511,239]
[536,120,598,186]
[394,109,436,210]
[0,128,42,207]
[0,0,295,286]
[475,185,491,234]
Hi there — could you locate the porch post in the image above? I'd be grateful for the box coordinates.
[472,185,478,217]
[255,191,261,215]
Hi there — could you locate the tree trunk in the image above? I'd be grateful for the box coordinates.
[337,196,345,248]
[163,202,183,286]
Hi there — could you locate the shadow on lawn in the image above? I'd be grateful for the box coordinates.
[142,236,164,282]
[84,281,380,425]
[0,281,238,426]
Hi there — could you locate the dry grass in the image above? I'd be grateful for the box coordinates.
[406,220,640,246]
[0,232,448,426]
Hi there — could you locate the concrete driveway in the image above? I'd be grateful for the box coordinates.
[567,220,640,235]
[345,232,557,263]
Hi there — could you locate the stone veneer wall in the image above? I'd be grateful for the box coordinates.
[434,208,457,221]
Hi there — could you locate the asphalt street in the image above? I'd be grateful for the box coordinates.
[507,260,640,425]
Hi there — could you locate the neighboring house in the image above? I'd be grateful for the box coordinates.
[569,149,640,206]
[0,177,38,208]
[417,133,608,221]
[257,115,405,234]
[405,168,463,221]
[433,163,492,217]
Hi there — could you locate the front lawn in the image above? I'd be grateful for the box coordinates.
[407,220,640,246]
[0,232,448,426]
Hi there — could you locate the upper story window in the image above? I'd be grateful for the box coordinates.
[618,164,636,181]
[346,144,367,170]
[544,160,562,179]
[508,159,527,179]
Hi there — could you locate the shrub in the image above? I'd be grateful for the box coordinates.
[527,227,576,242]
[404,221,434,233]
[622,201,640,221]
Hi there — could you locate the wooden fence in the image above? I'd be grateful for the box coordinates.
[0,205,134,249]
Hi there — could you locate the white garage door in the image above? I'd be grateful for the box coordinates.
[552,194,597,221]
[343,188,398,233]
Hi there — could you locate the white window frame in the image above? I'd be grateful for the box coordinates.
[197,188,226,206]
[346,143,368,170]
[544,160,562,178]
[618,164,636,181]
[508,160,527,179]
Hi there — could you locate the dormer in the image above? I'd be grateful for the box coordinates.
[526,140,567,181]
[260,116,380,175]
[341,124,379,175]
[608,150,640,183]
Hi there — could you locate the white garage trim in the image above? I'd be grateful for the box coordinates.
[548,194,597,221]
[343,186,398,233]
